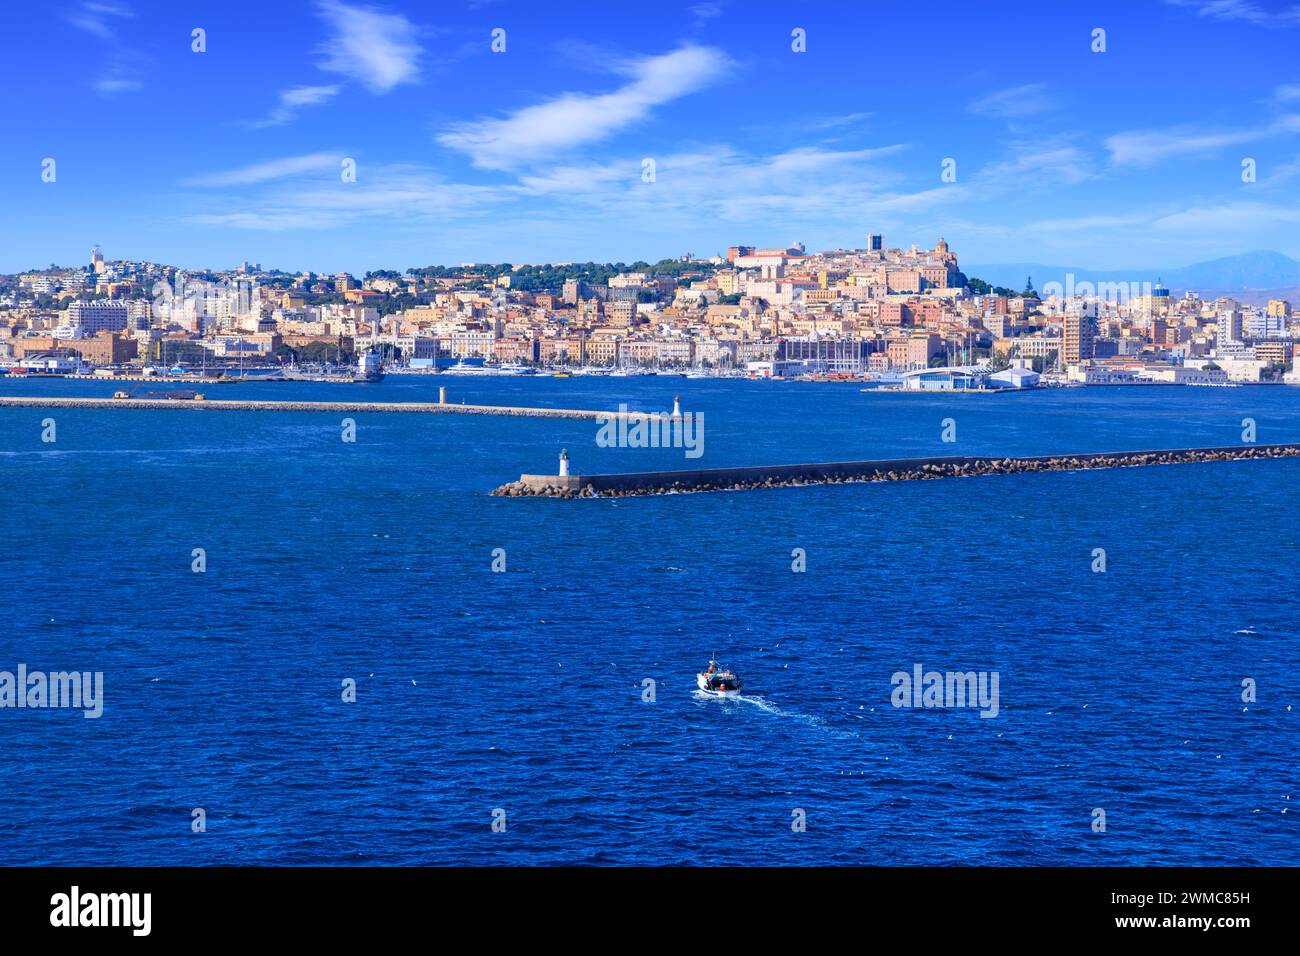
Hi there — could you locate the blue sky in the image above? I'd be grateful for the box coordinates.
[4,0,1300,274]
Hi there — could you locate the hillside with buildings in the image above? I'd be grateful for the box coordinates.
[1,237,1296,387]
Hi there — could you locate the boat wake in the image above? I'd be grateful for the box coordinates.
[694,691,858,737]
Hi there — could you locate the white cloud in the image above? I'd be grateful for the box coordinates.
[185,152,346,187]
[252,85,341,128]
[1013,198,1300,260]
[979,142,1093,185]
[67,2,132,39]
[689,2,725,25]
[178,142,927,240]
[510,144,934,229]
[188,164,505,230]
[69,3,142,95]
[438,45,730,170]
[810,111,872,130]
[1165,0,1300,27]
[968,83,1055,119]
[1105,115,1300,166]
[315,0,421,93]
[1150,199,1300,231]
[94,67,142,97]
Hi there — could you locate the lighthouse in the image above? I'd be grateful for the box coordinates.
[558,449,570,477]
[671,394,682,418]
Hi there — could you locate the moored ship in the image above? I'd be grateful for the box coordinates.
[356,350,385,382]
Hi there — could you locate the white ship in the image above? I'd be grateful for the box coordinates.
[356,350,385,382]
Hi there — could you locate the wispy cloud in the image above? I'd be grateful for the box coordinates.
[978,141,1093,185]
[68,4,144,96]
[438,45,731,170]
[67,1,132,39]
[810,112,872,130]
[251,85,341,128]
[315,0,421,93]
[94,70,142,97]
[689,1,725,27]
[1105,114,1300,166]
[178,142,928,242]
[185,152,346,187]
[968,83,1055,119]
[1150,199,1300,231]
[187,164,504,231]
[1165,0,1300,27]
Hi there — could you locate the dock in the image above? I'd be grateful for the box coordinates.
[0,395,676,421]
[493,443,1300,497]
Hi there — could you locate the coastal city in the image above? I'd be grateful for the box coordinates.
[6,0,1300,926]
[3,236,1298,391]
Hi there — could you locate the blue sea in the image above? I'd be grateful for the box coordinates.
[1,374,1297,865]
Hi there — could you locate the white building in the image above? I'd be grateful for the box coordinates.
[67,299,128,336]
[988,366,1041,389]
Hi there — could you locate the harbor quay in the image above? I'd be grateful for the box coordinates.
[494,443,1300,498]
[0,394,681,422]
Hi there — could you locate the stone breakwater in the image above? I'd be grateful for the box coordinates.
[0,396,675,421]
[493,444,1300,498]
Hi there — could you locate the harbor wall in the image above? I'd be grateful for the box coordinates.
[0,396,676,421]
[496,444,1300,498]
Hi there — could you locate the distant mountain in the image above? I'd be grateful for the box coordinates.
[965,250,1300,297]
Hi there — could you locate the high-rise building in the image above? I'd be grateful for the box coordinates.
[91,245,105,274]
[1217,309,1242,346]
[1150,278,1170,315]
[1062,303,1096,365]
[867,234,884,252]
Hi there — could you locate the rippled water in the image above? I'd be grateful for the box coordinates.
[1,375,1297,864]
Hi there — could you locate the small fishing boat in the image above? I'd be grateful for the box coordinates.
[696,659,744,698]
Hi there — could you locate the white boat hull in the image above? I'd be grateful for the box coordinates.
[696,673,742,698]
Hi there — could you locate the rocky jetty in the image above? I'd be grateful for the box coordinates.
[492,444,1300,498]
